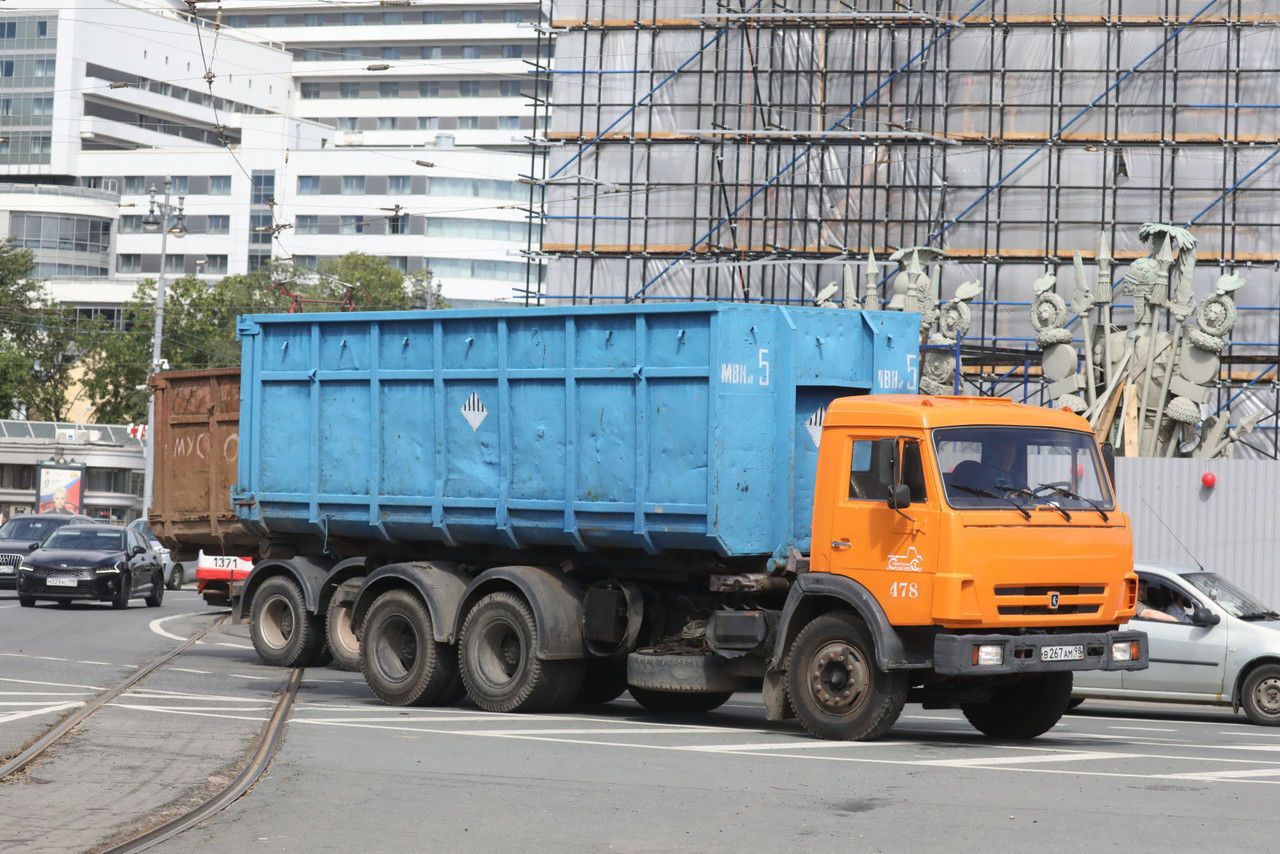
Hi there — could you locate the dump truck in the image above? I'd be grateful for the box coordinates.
[152,303,1146,740]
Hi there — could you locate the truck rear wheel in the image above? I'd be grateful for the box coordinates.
[360,589,463,706]
[326,589,362,672]
[961,672,1073,739]
[629,687,732,714]
[250,576,327,668]
[459,591,583,713]
[786,612,907,741]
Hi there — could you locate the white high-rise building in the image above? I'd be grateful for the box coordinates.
[0,0,544,311]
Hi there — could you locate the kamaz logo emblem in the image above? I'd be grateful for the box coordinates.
[1048,592,1061,610]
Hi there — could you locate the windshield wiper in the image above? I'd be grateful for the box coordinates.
[1032,484,1110,521]
[1239,610,1280,621]
[951,484,1031,520]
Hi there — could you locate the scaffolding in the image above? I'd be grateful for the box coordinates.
[525,1,1280,456]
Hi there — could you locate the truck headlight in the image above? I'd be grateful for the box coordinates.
[1112,641,1139,662]
[973,644,1004,666]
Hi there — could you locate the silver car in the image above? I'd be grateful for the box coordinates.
[126,519,186,590]
[1073,562,1280,725]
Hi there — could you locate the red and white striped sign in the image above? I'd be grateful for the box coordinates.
[128,423,148,439]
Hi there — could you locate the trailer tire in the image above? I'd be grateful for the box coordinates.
[326,593,362,672]
[359,589,461,706]
[250,576,327,668]
[961,672,1074,739]
[459,591,583,713]
[629,687,733,714]
[626,652,750,693]
[785,611,907,741]
[574,660,629,706]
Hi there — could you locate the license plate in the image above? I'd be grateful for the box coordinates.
[46,577,78,587]
[1041,644,1084,662]
[0,566,12,574]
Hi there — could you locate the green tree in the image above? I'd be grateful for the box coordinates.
[0,241,86,421]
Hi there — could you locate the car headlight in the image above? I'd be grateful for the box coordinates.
[98,562,124,574]
[18,562,32,572]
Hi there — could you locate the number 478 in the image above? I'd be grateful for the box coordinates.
[889,581,918,598]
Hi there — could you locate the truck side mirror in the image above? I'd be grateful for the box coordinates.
[1191,607,1220,627]
[1101,442,1116,486]
[873,437,899,487]
[886,484,911,510]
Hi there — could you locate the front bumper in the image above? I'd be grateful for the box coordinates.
[933,629,1148,675]
[17,572,120,601]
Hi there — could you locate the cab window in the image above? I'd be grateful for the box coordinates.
[848,439,927,503]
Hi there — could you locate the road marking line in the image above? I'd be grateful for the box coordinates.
[0,691,85,696]
[922,751,1136,767]
[112,704,271,722]
[0,676,102,690]
[230,674,275,681]
[149,612,196,641]
[217,642,255,650]
[1108,725,1178,733]
[0,702,83,723]
[1165,768,1280,780]
[683,741,873,752]
[169,667,211,675]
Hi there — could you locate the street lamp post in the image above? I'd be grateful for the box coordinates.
[141,178,186,516]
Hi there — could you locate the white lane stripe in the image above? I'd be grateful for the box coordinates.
[0,676,102,690]
[216,642,254,650]
[0,691,85,696]
[149,612,195,641]
[1165,768,1280,780]
[229,674,274,681]
[168,667,211,675]
[1108,725,1178,733]
[922,751,1135,767]
[112,704,270,722]
[0,702,83,723]
[684,741,873,753]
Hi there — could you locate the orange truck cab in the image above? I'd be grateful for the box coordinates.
[763,395,1147,738]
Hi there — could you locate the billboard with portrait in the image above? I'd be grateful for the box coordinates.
[37,463,85,514]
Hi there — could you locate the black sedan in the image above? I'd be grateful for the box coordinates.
[0,513,98,589]
[16,524,164,609]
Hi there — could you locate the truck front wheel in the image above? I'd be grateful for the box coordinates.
[250,576,327,667]
[459,591,583,713]
[360,589,463,706]
[961,672,1073,739]
[786,612,907,741]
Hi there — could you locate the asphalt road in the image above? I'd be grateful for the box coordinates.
[1,589,1277,852]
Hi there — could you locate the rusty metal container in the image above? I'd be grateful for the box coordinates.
[149,368,256,559]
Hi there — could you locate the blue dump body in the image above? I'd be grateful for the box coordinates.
[233,303,919,560]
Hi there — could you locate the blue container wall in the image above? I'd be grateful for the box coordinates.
[235,304,919,560]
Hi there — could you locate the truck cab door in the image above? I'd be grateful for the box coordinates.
[821,436,939,625]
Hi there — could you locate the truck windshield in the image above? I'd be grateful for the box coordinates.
[934,426,1114,513]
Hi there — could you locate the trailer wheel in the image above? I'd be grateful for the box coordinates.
[326,591,362,672]
[459,591,583,713]
[1241,664,1280,726]
[250,576,326,667]
[359,589,461,706]
[785,611,906,741]
[961,672,1073,739]
[629,687,733,714]
[574,660,629,706]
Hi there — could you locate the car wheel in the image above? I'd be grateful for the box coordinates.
[111,573,131,609]
[166,564,184,590]
[18,595,35,607]
[1242,664,1280,726]
[145,570,164,607]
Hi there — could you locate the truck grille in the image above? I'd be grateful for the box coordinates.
[994,584,1105,617]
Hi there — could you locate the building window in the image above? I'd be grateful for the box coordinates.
[164,254,184,273]
[385,12,404,25]
[301,49,323,61]
[382,47,401,60]
[210,175,231,194]
[37,20,49,37]
[340,82,360,98]
[119,215,142,233]
[31,97,52,117]
[251,171,274,205]
[419,81,439,97]
[423,12,443,24]
[422,46,443,60]
[202,254,227,274]
[380,81,399,98]
[460,46,481,59]
[0,22,14,39]
[298,176,321,195]
[388,256,408,272]
[123,176,145,194]
[459,81,482,96]
[266,14,285,26]
[388,215,408,235]
[342,175,365,194]
[248,253,270,271]
[301,82,321,99]
[378,117,396,130]
[293,255,318,269]
[501,81,522,97]
[500,116,520,129]
[0,98,9,116]
[457,117,479,129]
[502,45,523,59]
[35,58,55,77]
[1,61,14,78]
[343,12,363,25]
[342,47,361,60]
[227,15,248,27]
[305,13,323,26]
[388,175,412,194]
[207,215,229,234]
[250,213,272,244]
[337,117,358,131]
[296,215,319,234]
[117,254,141,273]
[418,117,438,130]
[340,215,365,234]
[463,11,483,23]
[171,176,189,195]
[504,10,526,22]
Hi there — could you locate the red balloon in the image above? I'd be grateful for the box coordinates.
[1202,472,1216,489]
